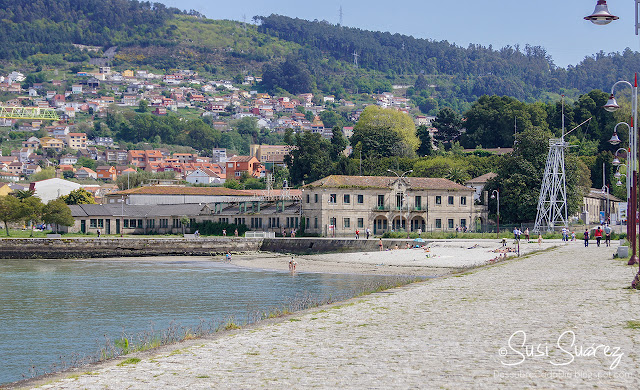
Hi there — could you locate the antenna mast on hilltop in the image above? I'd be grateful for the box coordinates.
[353,51,359,68]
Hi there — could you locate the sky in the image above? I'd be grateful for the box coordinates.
[157,0,640,69]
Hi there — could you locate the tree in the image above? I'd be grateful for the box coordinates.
[19,196,44,237]
[42,199,74,233]
[76,157,97,171]
[137,100,149,113]
[11,189,35,200]
[0,195,22,236]
[329,127,347,160]
[320,110,345,129]
[180,216,190,235]
[29,167,56,181]
[285,132,332,186]
[416,125,433,156]
[60,188,96,205]
[414,74,428,91]
[352,106,418,158]
[432,107,463,145]
[223,179,242,189]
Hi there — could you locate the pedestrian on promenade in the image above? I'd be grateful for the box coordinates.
[355,229,359,239]
[97,229,101,238]
[571,231,576,241]
[378,238,383,251]
[234,228,238,237]
[604,224,612,247]
[561,227,568,242]
[524,228,530,242]
[583,229,590,247]
[222,229,227,237]
[595,226,603,247]
[366,228,371,239]
[538,234,542,246]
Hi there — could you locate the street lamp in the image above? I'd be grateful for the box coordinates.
[491,189,500,239]
[584,1,619,25]
[588,2,640,280]
[387,169,413,232]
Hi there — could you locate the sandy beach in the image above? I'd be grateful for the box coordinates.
[231,238,563,276]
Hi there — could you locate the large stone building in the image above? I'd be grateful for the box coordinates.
[301,175,488,236]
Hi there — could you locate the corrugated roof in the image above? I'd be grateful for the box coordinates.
[304,175,471,191]
[114,186,252,197]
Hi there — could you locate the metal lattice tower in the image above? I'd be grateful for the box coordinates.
[533,137,569,232]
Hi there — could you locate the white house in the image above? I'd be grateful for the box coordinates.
[185,168,225,185]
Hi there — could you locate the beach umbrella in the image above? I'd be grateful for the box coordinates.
[413,237,425,243]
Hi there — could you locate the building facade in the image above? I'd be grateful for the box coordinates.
[301,175,488,236]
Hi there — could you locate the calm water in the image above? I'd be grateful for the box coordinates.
[0,257,392,385]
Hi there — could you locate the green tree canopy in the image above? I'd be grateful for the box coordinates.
[285,132,332,186]
[352,106,418,158]
[0,195,22,236]
[42,199,74,233]
[432,107,463,145]
[60,188,97,205]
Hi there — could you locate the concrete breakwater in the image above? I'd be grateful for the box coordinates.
[0,237,412,259]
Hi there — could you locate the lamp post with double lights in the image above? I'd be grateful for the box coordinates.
[387,169,413,232]
[491,189,500,239]
[613,146,631,236]
[586,0,640,277]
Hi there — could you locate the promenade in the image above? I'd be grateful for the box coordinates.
[31,241,640,389]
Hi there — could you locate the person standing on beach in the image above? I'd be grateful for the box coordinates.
[583,229,590,247]
[379,238,383,251]
[222,229,226,237]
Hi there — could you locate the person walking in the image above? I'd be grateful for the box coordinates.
[366,228,371,239]
[524,228,530,242]
[355,229,359,239]
[583,229,590,247]
[604,224,612,247]
[595,226,603,247]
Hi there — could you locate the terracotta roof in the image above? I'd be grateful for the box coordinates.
[228,156,255,163]
[466,172,497,184]
[305,175,471,191]
[114,186,252,197]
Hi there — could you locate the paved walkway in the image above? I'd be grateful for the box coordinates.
[36,242,640,389]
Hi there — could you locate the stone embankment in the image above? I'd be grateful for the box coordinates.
[0,237,411,259]
[18,241,640,389]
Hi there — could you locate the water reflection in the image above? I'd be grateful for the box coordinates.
[0,257,394,385]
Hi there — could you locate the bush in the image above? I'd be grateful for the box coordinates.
[191,220,248,236]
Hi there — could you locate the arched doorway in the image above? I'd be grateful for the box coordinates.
[391,216,406,231]
[373,216,388,234]
[411,217,426,233]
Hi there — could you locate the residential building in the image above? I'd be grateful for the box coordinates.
[226,156,264,179]
[75,167,97,180]
[302,175,487,236]
[40,137,65,152]
[465,172,497,202]
[185,168,225,185]
[580,188,622,225]
[66,133,87,150]
[96,166,117,181]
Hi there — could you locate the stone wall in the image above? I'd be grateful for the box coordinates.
[0,237,416,259]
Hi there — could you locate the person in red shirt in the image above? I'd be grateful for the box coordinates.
[594,226,603,247]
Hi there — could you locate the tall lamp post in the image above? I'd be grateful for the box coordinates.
[586,0,640,281]
[613,146,631,236]
[491,189,500,239]
[387,169,413,232]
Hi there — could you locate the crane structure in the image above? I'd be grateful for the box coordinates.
[0,106,60,121]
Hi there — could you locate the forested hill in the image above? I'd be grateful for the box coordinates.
[256,14,640,101]
[0,0,187,59]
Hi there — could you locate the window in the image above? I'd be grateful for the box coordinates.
[306,194,310,203]
[147,219,155,228]
[97,219,104,228]
[160,219,169,228]
[90,219,97,228]
[460,219,467,227]
[124,219,129,228]
[448,196,454,205]
[314,217,318,229]
[415,196,422,211]
[435,196,442,205]
[219,217,228,224]
[448,219,454,229]
[435,219,442,229]
[314,194,318,203]
[357,218,364,228]
[343,194,350,204]
[129,219,137,228]
[461,196,467,205]
[330,217,337,227]
[357,194,364,204]
[137,219,143,228]
[377,195,385,209]
[329,194,337,203]
[344,218,350,228]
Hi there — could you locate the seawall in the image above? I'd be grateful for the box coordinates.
[0,237,412,259]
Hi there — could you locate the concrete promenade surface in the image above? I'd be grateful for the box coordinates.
[31,242,640,389]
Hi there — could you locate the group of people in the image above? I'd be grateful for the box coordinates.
[512,227,531,242]
[354,228,372,240]
[583,225,612,247]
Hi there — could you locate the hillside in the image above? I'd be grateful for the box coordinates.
[1,1,640,112]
